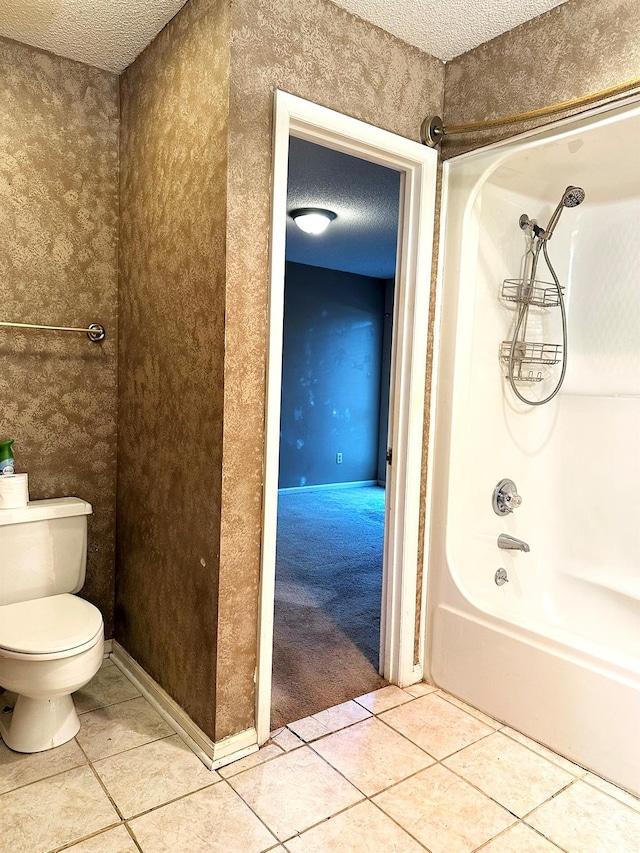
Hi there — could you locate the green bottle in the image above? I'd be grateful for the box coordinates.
[0,439,15,475]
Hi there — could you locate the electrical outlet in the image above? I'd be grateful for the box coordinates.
[336,452,343,464]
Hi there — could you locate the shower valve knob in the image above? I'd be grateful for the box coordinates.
[492,479,522,515]
[504,491,522,510]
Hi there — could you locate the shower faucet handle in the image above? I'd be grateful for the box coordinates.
[504,491,522,510]
[492,479,522,515]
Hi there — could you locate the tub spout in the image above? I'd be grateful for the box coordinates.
[498,534,530,552]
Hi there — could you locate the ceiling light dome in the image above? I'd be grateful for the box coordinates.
[291,208,337,235]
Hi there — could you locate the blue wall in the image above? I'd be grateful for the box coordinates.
[279,262,388,488]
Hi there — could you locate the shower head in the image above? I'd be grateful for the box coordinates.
[544,185,586,239]
[562,186,586,207]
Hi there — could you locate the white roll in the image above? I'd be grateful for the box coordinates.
[0,473,29,509]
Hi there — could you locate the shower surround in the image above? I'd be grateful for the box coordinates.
[427,98,640,796]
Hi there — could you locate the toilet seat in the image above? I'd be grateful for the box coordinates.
[0,594,103,661]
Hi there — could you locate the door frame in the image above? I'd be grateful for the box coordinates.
[256,91,437,744]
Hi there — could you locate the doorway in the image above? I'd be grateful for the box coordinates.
[272,139,400,726]
[257,92,437,744]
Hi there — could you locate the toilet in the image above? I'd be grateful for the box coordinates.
[0,497,104,753]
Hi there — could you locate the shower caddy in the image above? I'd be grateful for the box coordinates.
[499,277,563,385]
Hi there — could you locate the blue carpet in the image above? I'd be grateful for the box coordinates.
[272,485,387,727]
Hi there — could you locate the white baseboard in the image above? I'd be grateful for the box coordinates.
[103,639,113,657]
[278,480,379,494]
[110,641,258,771]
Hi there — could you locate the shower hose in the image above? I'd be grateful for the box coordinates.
[507,240,568,406]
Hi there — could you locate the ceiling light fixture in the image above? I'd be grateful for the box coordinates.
[291,208,337,235]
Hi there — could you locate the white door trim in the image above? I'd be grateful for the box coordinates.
[257,91,437,744]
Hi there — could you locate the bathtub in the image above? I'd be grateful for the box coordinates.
[426,97,640,796]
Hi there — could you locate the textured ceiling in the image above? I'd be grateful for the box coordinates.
[286,137,401,279]
[0,0,189,73]
[333,0,569,61]
[0,0,570,73]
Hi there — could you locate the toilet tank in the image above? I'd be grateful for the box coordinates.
[0,497,92,606]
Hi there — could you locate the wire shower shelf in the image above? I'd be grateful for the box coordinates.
[501,279,564,308]
[500,341,562,365]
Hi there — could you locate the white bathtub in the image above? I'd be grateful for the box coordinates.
[426,97,640,796]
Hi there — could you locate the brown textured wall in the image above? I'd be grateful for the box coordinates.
[116,0,230,736]
[215,0,445,739]
[0,37,118,634]
[443,0,640,158]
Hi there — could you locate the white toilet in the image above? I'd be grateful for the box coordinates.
[0,497,104,753]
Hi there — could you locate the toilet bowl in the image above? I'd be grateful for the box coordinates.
[0,496,103,753]
[0,593,104,752]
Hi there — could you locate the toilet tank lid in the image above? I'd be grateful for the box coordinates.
[0,497,92,527]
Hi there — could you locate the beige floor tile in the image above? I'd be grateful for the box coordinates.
[93,733,217,817]
[435,690,502,729]
[0,765,119,853]
[228,745,363,841]
[285,716,328,742]
[584,772,640,812]
[311,716,434,796]
[444,731,574,817]
[76,696,174,761]
[526,780,640,853]
[374,763,515,853]
[477,822,563,852]
[129,780,277,852]
[287,701,371,742]
[284,800,426,852]
[0,736,87,795]
[501,726,586,776]
[272,728,305,751]
[74,665,141,714]
[354,685,413,714]
[219,743,284,778]
[64,824,140,852]
[380,692,493,759]
[403,681,437,698]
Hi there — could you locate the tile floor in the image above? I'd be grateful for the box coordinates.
[1,660,639,852]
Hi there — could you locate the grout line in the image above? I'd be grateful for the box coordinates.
[0,756,89,798]
[276,799,369,847]
[80,731,177,765]
[468,819,571,853]
[282,713,373,746]
[125,820,145,852]
[519,823,572,853]
[519,775,580,822]
[214,778,282,849]
[76,691,145,718]
[218,741,289,779]
[50,821,123,853]
[368,797,434,852]
[499,726,588,776]
[581,775,640,813]
[433,689,503,728]
[75,736,126,821]
[117,775,223,822]
[124,822,145,853]
[470,822,518,852]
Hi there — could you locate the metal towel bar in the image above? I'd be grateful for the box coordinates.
[0,320,106,342]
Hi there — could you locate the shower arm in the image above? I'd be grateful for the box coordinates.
[420,76,640,147]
